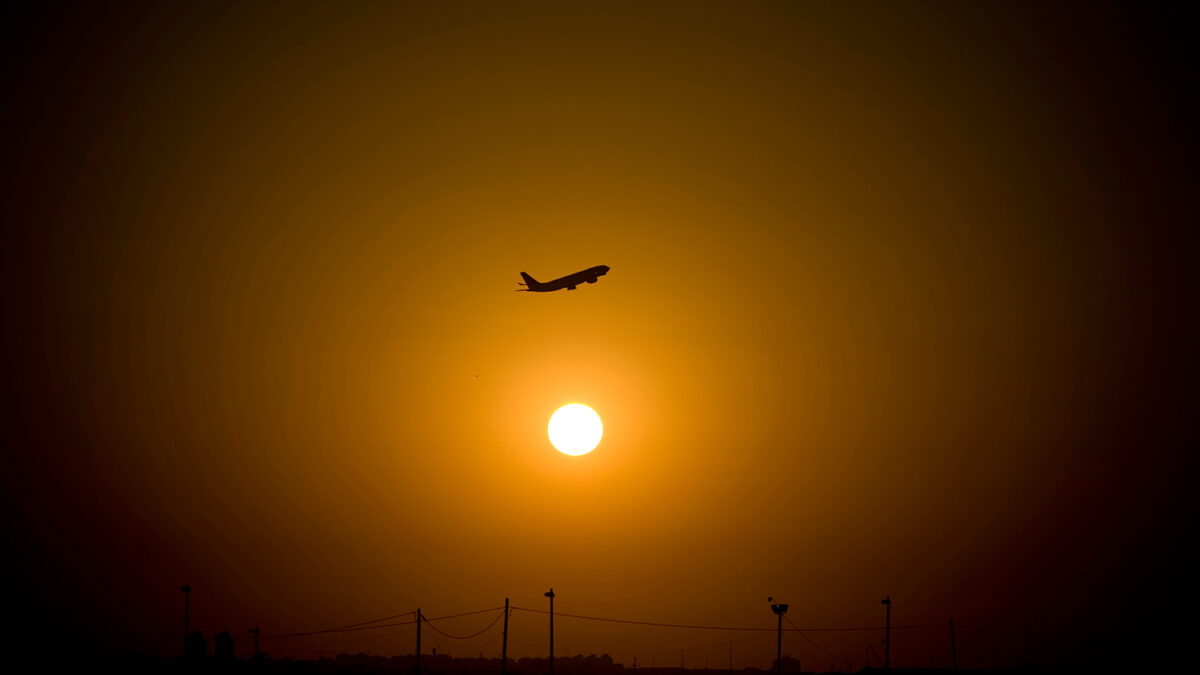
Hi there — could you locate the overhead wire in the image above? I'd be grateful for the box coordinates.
[425,610,506,640]
[424,607,506,622]
[784,613,852,670]
[307,625,416,651]
[264,616,418,640]
[513,607,778,632]
[512,606,938,633]
[262,607,508,643]
[254,601,996,669]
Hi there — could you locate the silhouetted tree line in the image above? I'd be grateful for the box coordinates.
[259,652,625,675]
[66,643,1062,675]
[103,650,638,675]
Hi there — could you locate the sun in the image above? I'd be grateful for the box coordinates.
[548,404,603,456]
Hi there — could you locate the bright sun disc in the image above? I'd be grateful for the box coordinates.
[548,404,603,456]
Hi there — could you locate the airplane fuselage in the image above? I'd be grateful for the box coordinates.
[520,265,610,292]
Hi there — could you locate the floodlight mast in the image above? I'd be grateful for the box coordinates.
[768,598,788,675]
[881,596,892,669]
[545,589,556,675]
[416,608,423,675]
[181,584,191,657]
[501,598,510,675]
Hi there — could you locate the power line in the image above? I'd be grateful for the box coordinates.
[308,625,416,651]
[513,607,939,633]
[425,611,506,640]
[514,607,777,632]
[264,617,418,641]
[251,599,994,669]
[784,614,852,670]
[264,607,508,642]
[425,607,507,623]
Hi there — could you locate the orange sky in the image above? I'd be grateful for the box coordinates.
[4,2,1195,670]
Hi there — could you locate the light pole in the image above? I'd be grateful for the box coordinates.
[881,596,891,670]
[502,598,510,675]
[768,598,788,675]
[416,608,423,675]
[545,589,556,675]
[181,584,191,657]
[949,618,957,670]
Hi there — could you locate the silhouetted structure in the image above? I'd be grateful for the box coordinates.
[416,608,423,675]
[214,630,234,660]
[770,656,802,674]
[90,648,1083,675]
[767,598,788,675]
[181,584,191,657]
[184,630,206,660]
[546,589,556,675]
[502,598,510,675]
[881,597,892,670]
[949,618,957,670]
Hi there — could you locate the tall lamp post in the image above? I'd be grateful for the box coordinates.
[768,598,788,675]
[502,598,510,675]
[545,589,556,675]
[416,608,423,675]
[881,596,892,670]
[181,584,191,657]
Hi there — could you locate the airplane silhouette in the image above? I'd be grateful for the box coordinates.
[517,265,610,292]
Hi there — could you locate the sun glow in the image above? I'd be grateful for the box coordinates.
[548,404,603,456]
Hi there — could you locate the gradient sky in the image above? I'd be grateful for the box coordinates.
[4,2,1195,670]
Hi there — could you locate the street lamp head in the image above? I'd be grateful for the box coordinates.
[545,589,555,598]
[181,585,191,593]
[881,596,891,606]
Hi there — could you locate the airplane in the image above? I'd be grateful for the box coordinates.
[517,265,610,292]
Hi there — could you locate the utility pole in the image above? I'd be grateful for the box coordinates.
[181,584,191,657]
[881,597,891,670]
[728,641,733,675]
[949,618,957,670]
[769,598,788,675]
[416,608,423,675]
[502,598,510,675]
[545,589,555,675]
[249,626,260,658]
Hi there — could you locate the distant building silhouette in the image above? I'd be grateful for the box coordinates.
[214,630,234,660]
[770,656,801,674]
[184,630,206,660]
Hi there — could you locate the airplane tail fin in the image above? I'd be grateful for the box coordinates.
[520,272,540,287]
